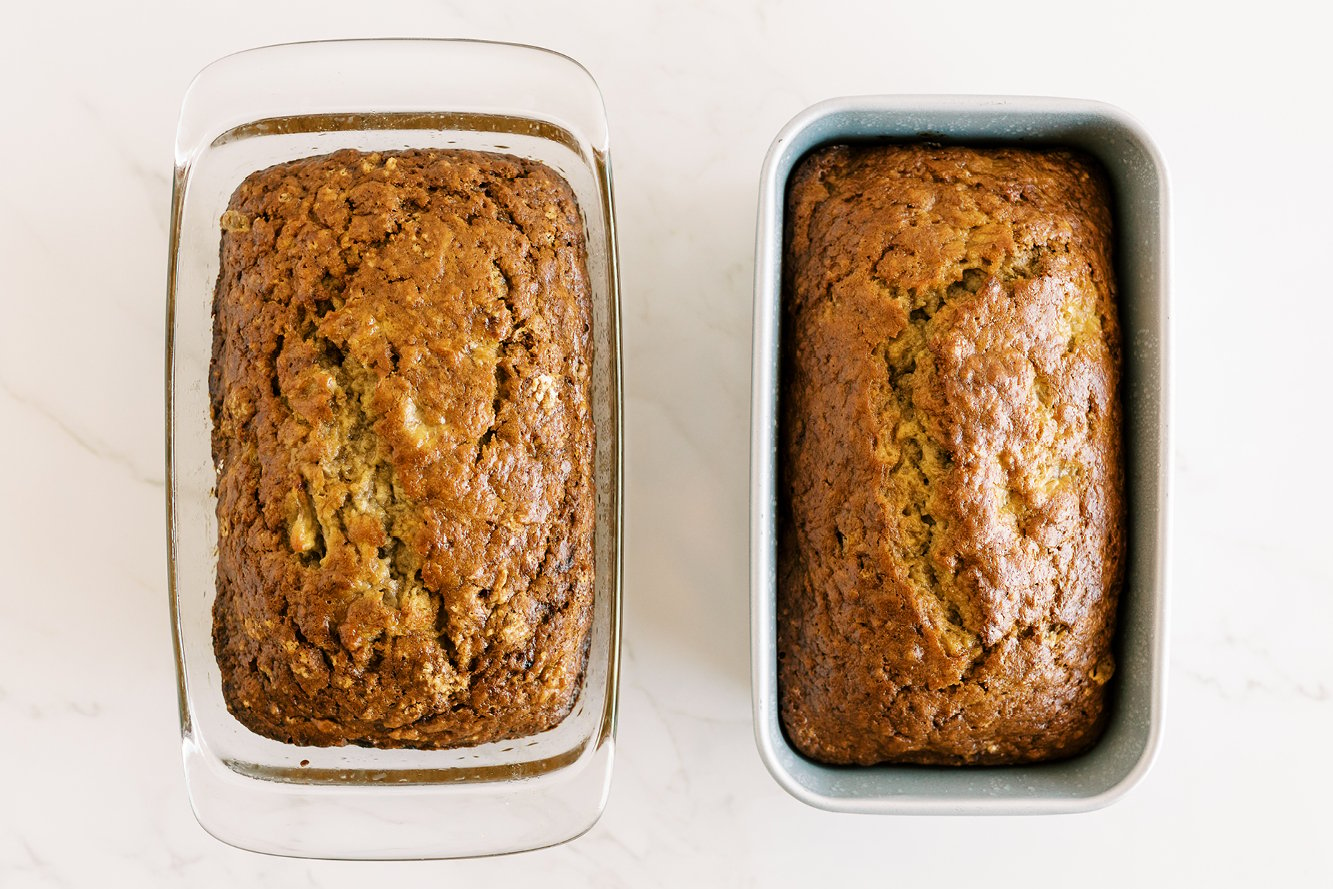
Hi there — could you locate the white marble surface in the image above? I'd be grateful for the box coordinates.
[2,0,1331,884]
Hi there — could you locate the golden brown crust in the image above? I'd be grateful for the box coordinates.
[778,144,1124,765]
[210,148,594,749]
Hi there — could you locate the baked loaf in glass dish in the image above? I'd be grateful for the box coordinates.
[210,147,594,749]
[779,144,1123,765]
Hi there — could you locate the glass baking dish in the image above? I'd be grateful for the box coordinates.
[165,39,622,859]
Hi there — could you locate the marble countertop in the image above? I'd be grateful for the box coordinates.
[3,0,1330,884]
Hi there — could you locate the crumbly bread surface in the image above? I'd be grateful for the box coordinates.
[210,148,594,749]
[779,144,1123,765]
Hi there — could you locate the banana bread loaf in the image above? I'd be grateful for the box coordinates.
[778,144,1124,765]
[210,148,594,749]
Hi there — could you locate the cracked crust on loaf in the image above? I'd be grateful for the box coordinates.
[210,148,594,749]
[778,144,1124,765]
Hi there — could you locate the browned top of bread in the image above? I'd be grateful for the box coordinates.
[778,144,1123,765]
[210,148,594,749]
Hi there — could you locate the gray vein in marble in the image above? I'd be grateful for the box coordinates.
[162,848,207,879]
[12,837,74,888]
[1174,647,1331,702]
[618,643,693,801]
[75,94,172,237]
[1209,531,1333,590]
[657,705,750,728]
[641,692,720,814]
[111,558,162,598]
[1175,665,1330,703]
[629,395,708,472]
[0,195,62,272]
[67,701,103,718]
[557,831,656,889]
[0,376,164,488]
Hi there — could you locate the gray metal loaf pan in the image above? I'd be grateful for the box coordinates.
[749,96,1170,814]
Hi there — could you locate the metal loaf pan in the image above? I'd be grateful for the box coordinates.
[750,95,1170,814]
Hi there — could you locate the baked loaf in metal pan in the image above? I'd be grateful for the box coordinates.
[779,144,1123,765]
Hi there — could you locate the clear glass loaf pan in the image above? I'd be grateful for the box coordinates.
[750,96,1171,814]
[165,39,622,858]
